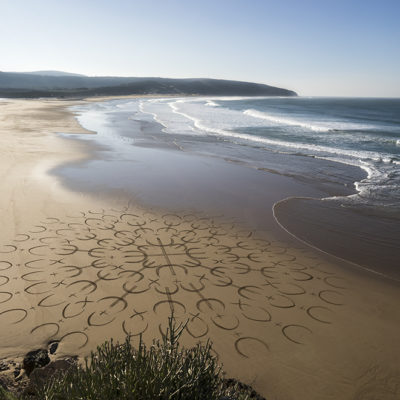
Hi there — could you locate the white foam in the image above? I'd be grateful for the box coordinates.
[138,100,168,129]
[150,99,391,168]
[73,98,400,214]
[244,108,379,133]
[165,99,400,206]
[244,109,331,132]
[118,97,400,210]
[205,100,219,107]
[132,98,398,171]
[116,101,139,110]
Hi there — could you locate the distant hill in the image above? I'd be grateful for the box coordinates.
[26,70,87,77]
[0,71,297,98]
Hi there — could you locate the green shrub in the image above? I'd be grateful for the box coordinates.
[28,316,255,400]
[0,387,19,400]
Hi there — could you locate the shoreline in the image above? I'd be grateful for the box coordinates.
[0,97,399,399]
[57,97,398,280]
[273,196,400,283]
[273,196,400,282]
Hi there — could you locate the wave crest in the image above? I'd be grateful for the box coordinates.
[244,109,330,132]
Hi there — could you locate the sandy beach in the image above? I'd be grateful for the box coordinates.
[0,98,399,400]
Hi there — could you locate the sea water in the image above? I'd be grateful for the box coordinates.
[56,96,400,278]
[69,96,400,217]
[135,96,400,214]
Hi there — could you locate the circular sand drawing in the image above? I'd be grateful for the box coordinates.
[0,207,348,357]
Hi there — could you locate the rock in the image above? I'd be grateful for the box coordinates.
[48,340,59,355]
[29,359,75,386]
[25,359,75,396]
[0,370,29,396]
[0,376,8,389]
[222,378,266,400]
[0,376,18,396]
[15,373,23,382]
[22,349,50,376]
[0,360,9,371]
[13,368,20,378]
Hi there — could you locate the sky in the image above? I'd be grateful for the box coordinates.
[0,0,399,97]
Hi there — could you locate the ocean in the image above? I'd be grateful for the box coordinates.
[56,96,400,278]
[136,96,400,215]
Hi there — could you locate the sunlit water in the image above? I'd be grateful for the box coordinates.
[71,96,399,217]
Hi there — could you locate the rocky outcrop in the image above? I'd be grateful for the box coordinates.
[22,349,50,377]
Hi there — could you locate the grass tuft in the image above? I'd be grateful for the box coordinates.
[2,316,261,400]
[0,387,19,400]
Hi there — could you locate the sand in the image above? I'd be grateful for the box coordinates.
[0,98,399,400]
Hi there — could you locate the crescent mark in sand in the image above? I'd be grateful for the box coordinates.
[122,320,148,337]
[306,306,333,324]
[211,315,240,331]
[234,337,269,358]
[0,308,28,323]
[60,331,89,349]
[282,324,312,345]
[38,295,66,308]
[31,323,60,337]
[62,303,85,319]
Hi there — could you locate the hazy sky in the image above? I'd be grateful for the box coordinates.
[1,0,399,96]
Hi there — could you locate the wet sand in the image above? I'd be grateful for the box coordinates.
[0,98,399,400]
[274,197,400,281]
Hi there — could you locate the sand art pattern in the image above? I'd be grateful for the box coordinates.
[0,207,349,358]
